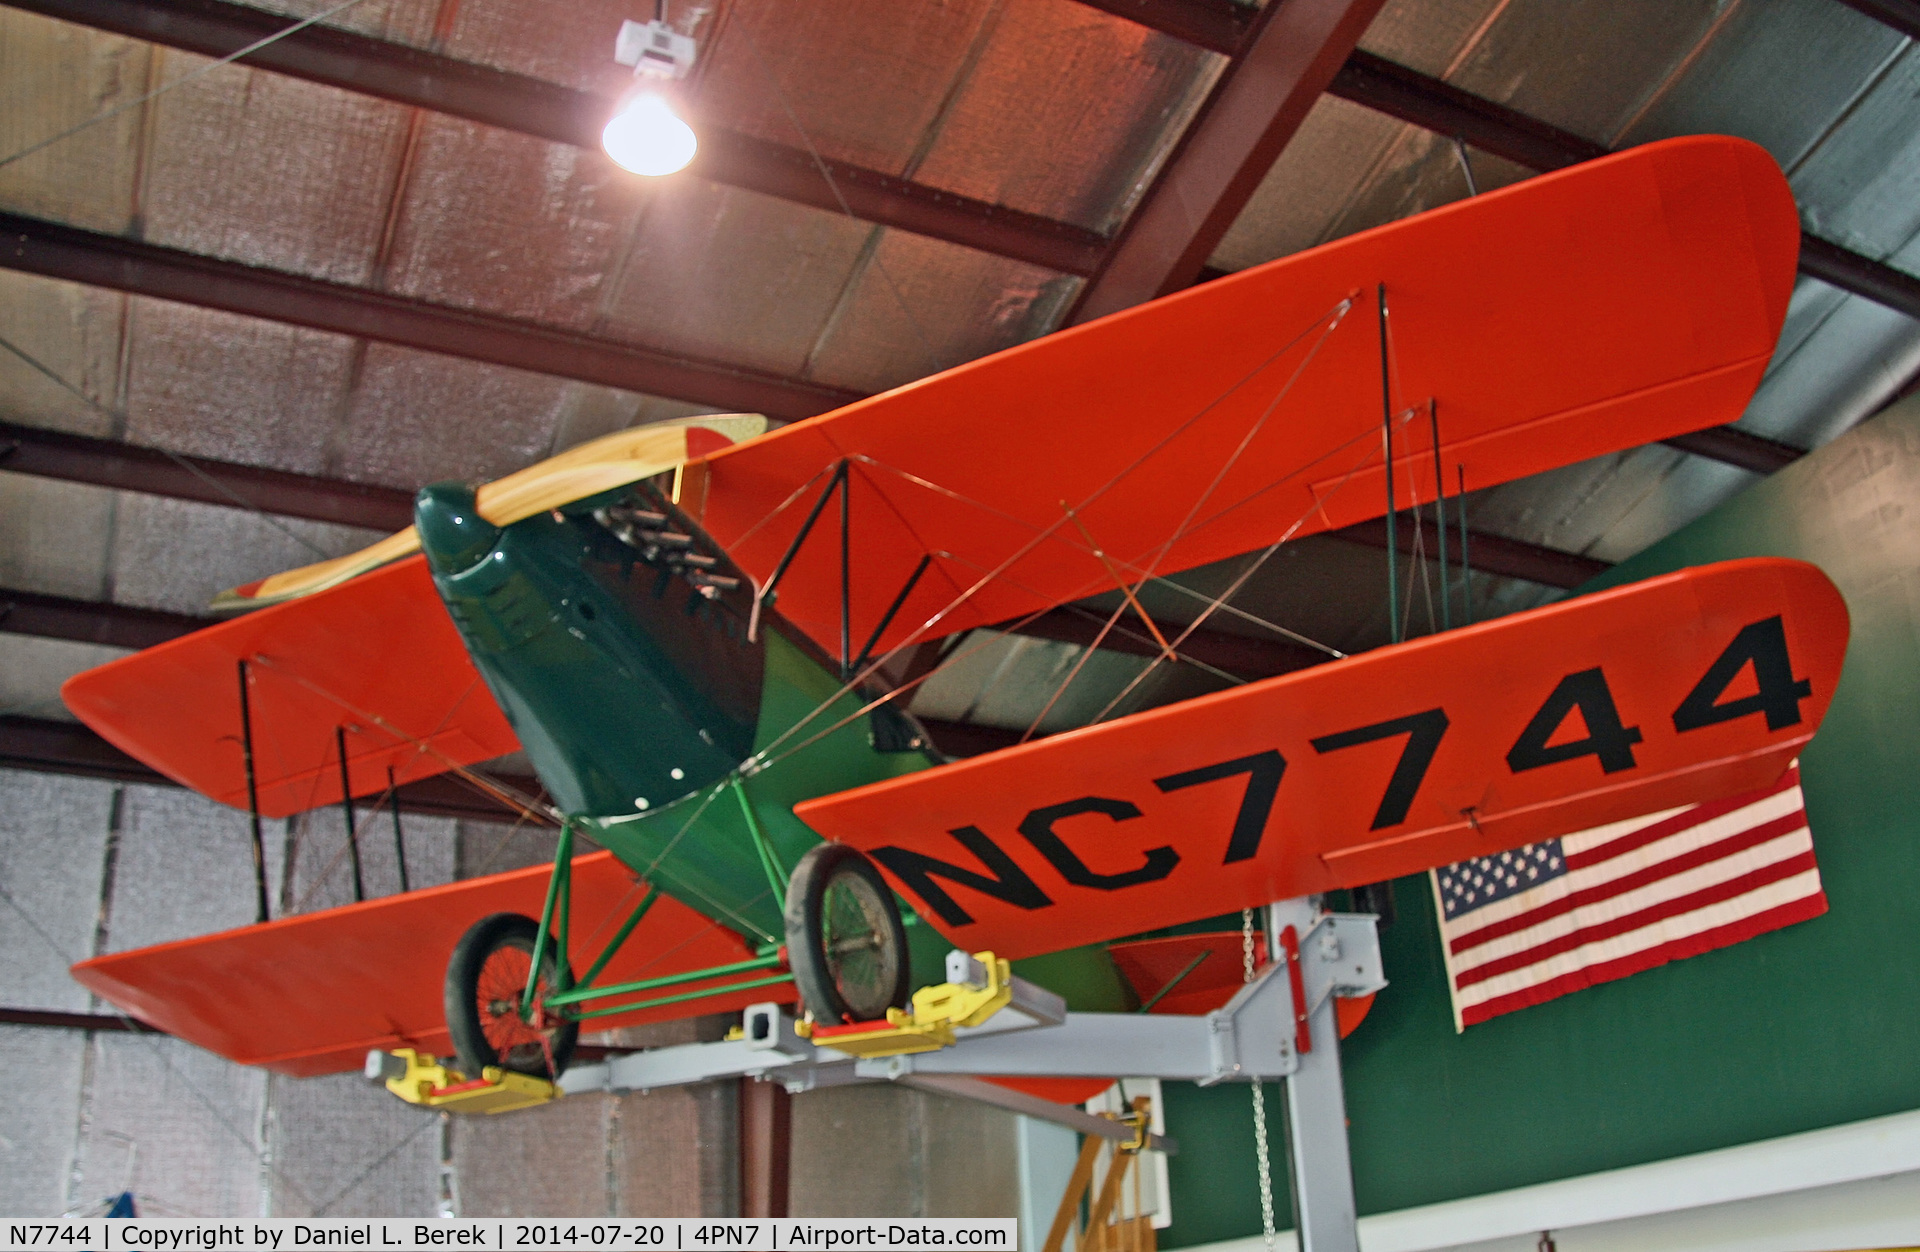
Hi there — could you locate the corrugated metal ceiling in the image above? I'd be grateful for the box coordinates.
[0,0,1915,742]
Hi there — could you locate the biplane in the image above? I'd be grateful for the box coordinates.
[62,134,1848,1097]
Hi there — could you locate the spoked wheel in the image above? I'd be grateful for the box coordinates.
[784,844,911,1025]
[444,912,578,1079]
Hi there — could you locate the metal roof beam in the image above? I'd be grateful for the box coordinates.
[1329,516,1611,590]
[1066,0,1248,55]
[0,713,541,822]
[1834,0,1920,39]
[1072,3,1920,324]
[0,212,862,420]
[3,422,1609,594]
[1,420,414,530]
[1068,0,1390,323]
[1660,425,1806,476]
[999,606,1331,679]
[0,1007,163,1033]
[3,0,1105,277]
[1,584,213,649]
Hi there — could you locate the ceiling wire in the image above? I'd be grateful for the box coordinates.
[730,23,951,379]
[0,0,372,172]
[0,333,335,561]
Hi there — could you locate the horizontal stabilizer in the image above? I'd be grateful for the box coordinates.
[70,852,779,1076]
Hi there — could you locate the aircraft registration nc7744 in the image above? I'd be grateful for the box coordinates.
[64,135,1846,1089]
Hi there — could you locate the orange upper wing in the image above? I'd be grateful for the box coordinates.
[685,136,1800,660]
[61,555,518,819]
[70,852,775,1076]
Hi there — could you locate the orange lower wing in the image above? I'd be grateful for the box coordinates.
[61,555,517,819]
[690,136,1801,661]
[69,852,777,1076]
[796,558,1849,959]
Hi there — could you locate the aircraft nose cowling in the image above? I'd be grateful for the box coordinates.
[415,481,500,575]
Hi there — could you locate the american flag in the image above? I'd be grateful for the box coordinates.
[1430,763,1826,1030]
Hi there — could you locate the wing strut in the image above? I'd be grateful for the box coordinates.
[237,658,270,924]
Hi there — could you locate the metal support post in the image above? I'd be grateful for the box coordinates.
[388,766,410,893]
[1270,899,1361,1252]
[740,1076,792,1218]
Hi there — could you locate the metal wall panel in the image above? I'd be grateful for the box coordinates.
[107,489,384,614]
[612,1083,738,1218]
[280,808,457,914]
[598,180,874,383]
[245,0,441,50]
[450,1091,617,1216]
[330,343,583,488]
[381,115,649,331]
[0,769,113,1010]
[800,229,1071,394]
[909,0,1222,233]
[0,1025,89,1218]
[73,1032,268,1218]
[0,634,127,722]
[0,270,127,438]
[139,53,406,285]
[103,782,282,954]
[265,1072,442,1217]
[688,0,1001,179]
[789,1084,1019,1218]
[0,8,143,235]
[122,298,358,475]
[0,472,117,601]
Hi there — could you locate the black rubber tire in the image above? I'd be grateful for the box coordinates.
[444,912,578,1079]
[784,843,912,1025]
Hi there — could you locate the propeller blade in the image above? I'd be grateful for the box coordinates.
[209,415,767,613]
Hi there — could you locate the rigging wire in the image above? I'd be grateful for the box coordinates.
[728,295,1365,775]
[1013,301,1352,733]
[1084,413,1405,727]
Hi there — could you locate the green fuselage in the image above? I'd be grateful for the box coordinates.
[414,479,935,949]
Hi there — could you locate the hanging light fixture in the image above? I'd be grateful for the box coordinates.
[603,7,698,177]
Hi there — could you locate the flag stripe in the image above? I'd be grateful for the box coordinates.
[1564,767,1801,870]
[1432,767,1826,1029]
[1454,850,1818,988]
[1436,783,1799,935]
[1449,810,1810,955]
[1448,825,1816,976]
[1456,868,1824,1008]
[1458,892,1829,1025]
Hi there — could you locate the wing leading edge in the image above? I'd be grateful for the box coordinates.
[69,852,774,1076]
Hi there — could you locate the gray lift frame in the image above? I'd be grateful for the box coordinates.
[547,904,1385,1252]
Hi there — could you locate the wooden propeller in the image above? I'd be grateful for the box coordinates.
[210,414,766,612]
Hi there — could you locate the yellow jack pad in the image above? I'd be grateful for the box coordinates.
[807,952,1015,1058]
[375,1048,557,1115]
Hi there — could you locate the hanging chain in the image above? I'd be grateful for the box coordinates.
[1244,908,1277,1252]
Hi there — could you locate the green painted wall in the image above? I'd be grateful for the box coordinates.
[1161,395,1920,1247]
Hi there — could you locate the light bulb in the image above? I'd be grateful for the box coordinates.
[602,93,697,176]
